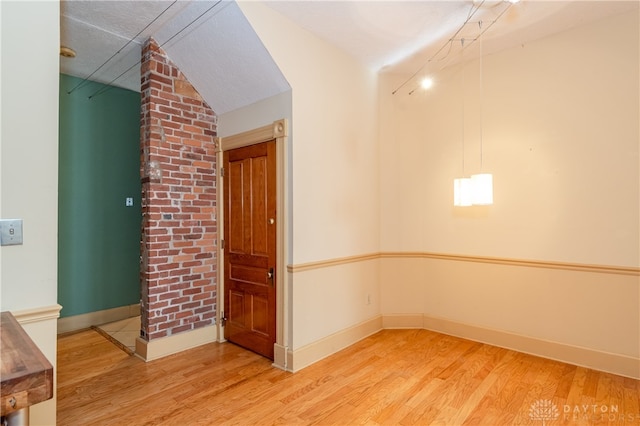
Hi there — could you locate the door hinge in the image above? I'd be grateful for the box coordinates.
[221,239,225,249]
[220,167,225,177]
[220,311,227,327]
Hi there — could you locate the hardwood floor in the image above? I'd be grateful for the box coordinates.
[57,329,639,425]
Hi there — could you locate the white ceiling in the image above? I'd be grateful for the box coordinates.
[60,0,639,113]
[60,0,291,113]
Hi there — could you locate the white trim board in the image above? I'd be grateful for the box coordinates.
[57,304,140,334]
[13,304,62,324]
[287,316,383,372]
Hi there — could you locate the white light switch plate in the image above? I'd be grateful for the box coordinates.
[0,219,23,246]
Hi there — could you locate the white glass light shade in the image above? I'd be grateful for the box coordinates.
[454,178,472,206]
[471,173,493,205]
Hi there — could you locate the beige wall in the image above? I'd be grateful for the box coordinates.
[239,2,381,352]
[239,2,380,264]
[238,3,638,375]
[219,91,292,140]
[1,0,59,310]
[380,256,639,376]
[379,10,639,376]
[0,0,60,422]
[291,259,381,350]
[380,10,639,267]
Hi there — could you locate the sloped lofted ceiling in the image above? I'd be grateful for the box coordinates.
[60,0,638,114]
[61,0,290,114]
[266,1,638,72]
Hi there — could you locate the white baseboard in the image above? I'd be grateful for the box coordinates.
[57,304,140,334]
[135,325,218,362]
[382,314,639,380]
[273,343,287,370]
[382,313,424,329]
[288,316,383,372]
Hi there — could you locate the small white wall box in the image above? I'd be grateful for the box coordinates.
[0,219,23,246]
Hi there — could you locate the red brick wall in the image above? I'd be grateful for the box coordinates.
[139,38,217,341]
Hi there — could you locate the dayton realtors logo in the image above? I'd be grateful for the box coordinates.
[529,399,638,424]
[529,400,559,425]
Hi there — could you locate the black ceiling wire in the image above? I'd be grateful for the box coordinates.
[407,37,456,95]
[392,2,484,95]
[87,58,142,100]
[158,0,222,49]
[88,0,223,100]
[391,0,513,95]
[67,1,179,95]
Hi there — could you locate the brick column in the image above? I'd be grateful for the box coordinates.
[139,38,217,341]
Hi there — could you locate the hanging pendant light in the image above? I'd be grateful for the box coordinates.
[471,173,493,205]
[452,26,497,207]
[454,177,472,206]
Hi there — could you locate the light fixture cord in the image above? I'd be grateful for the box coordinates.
[461,38,466,176]
[479,21,484,172]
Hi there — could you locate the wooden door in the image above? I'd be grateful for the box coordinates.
[223,141,276,359]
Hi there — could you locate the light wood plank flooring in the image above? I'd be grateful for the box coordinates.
[57,329,640,425]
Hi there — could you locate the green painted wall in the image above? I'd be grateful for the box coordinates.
[58,74,141,318]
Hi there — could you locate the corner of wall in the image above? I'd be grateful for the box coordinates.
[139,38,218,344]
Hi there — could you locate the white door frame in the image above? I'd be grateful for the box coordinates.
[214,119,289,369]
